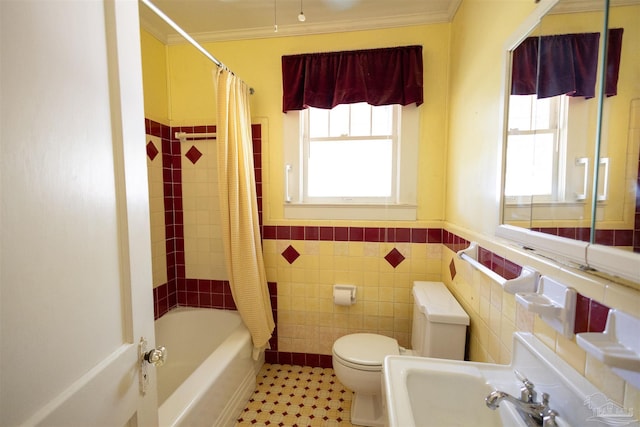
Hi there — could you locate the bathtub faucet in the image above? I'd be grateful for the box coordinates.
[485,375,558,427]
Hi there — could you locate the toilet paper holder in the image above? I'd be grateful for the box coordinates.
[334,284,357,305]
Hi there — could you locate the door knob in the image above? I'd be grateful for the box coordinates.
[143,346,167,367]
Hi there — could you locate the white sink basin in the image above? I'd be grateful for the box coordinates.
[384,357,526,427]
[405,363,513,426]
[383,332,618,427]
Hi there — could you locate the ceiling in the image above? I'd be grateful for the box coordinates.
[139,0,462,44]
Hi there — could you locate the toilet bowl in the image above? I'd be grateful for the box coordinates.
[332,333,399,427]
[332,281,470,427]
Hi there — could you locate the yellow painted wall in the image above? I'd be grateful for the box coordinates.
[140,30,169,124]
[446,0,536,236]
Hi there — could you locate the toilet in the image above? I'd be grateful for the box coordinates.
[332,281,470,427]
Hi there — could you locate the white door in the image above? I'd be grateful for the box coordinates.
[0,1,158,426]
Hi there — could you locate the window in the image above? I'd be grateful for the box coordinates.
[283,103,419,220]
[305,103,396,201]
[504,94,567,201]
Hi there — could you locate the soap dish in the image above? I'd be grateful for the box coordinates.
[577,309,640,388]
[515,276,576,338]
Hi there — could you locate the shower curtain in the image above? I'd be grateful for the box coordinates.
[214,67,275,359]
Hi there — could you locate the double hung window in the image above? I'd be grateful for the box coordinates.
[283,104,419,220]
[304,103,397,202]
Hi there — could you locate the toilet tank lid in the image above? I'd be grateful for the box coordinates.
[333,333,399,366]
[412,281,470,325]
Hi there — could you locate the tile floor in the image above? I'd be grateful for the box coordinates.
[236,363,354,427]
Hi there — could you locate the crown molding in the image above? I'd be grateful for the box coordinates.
[142,7,459,45]
[139,15,170,44]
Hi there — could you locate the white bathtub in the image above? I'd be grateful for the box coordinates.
[155,307,262,427]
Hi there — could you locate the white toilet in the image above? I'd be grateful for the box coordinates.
[332,281,470,427]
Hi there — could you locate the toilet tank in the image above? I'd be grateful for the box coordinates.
[411,281,469,360]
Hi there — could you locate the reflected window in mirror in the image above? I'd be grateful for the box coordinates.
[505,94,566,202]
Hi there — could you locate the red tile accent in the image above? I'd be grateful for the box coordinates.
[589,300,610,333]
[574,293,590,334]
[282,245,300,264]
[534,226,639,247]
[449,258,456,280]
[614,230,633,246]
[427,228,443,243]
[251,124,261,138]
[577,227,591,242]
[478,247,492,269]
[349,227,364,241]
[291,226,305,240]
[392,228,408,242]
[276,226,291,240]
[504,259,522,280]
[319,227,334,241]
[185,145,202,164]
[558,227,577,240]
[334,227,349,241]
[384,248,405,268]
[262,225,277,239]
[411,228,427,243]
[364,227,381,242]
[595,229,615,246]
[491,254,506,278]
[146,141,159,160]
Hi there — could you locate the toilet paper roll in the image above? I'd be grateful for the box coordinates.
[333,289,353,306]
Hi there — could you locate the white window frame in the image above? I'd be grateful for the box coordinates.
[283,104,419,220]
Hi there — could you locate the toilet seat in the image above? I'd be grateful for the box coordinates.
[332,333,399,371]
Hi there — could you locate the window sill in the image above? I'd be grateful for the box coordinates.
[283,203,417,221]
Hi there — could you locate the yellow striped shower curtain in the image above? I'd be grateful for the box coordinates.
[214,68,275,359]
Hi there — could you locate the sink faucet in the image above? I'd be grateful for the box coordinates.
[485,373,559,427]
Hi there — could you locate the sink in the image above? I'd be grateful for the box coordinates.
[383,332,620,427]
[384,357,526,427]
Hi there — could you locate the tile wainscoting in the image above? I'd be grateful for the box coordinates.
[146,118,610,370]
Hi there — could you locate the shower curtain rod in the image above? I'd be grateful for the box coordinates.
[140,0,254,94]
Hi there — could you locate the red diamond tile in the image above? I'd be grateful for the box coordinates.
[281,245,300,264]
[384,248,405,268]
[449,258,457,279]
[185,145,202,164]
[146,140,159,160]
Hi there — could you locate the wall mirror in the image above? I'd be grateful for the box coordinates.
[498,0,640,285]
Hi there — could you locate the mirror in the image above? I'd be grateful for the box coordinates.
[503,1,606,235]
[499,0,640,285]
[594,2,639,250]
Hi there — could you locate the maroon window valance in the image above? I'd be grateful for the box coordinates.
[511,28,623,99]
[281,45,423,112]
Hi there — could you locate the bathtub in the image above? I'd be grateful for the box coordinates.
[155,307,262,427]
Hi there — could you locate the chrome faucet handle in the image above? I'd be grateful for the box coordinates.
[542,392,550,406]
[514,370,536,403]
[543,409,559,427]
